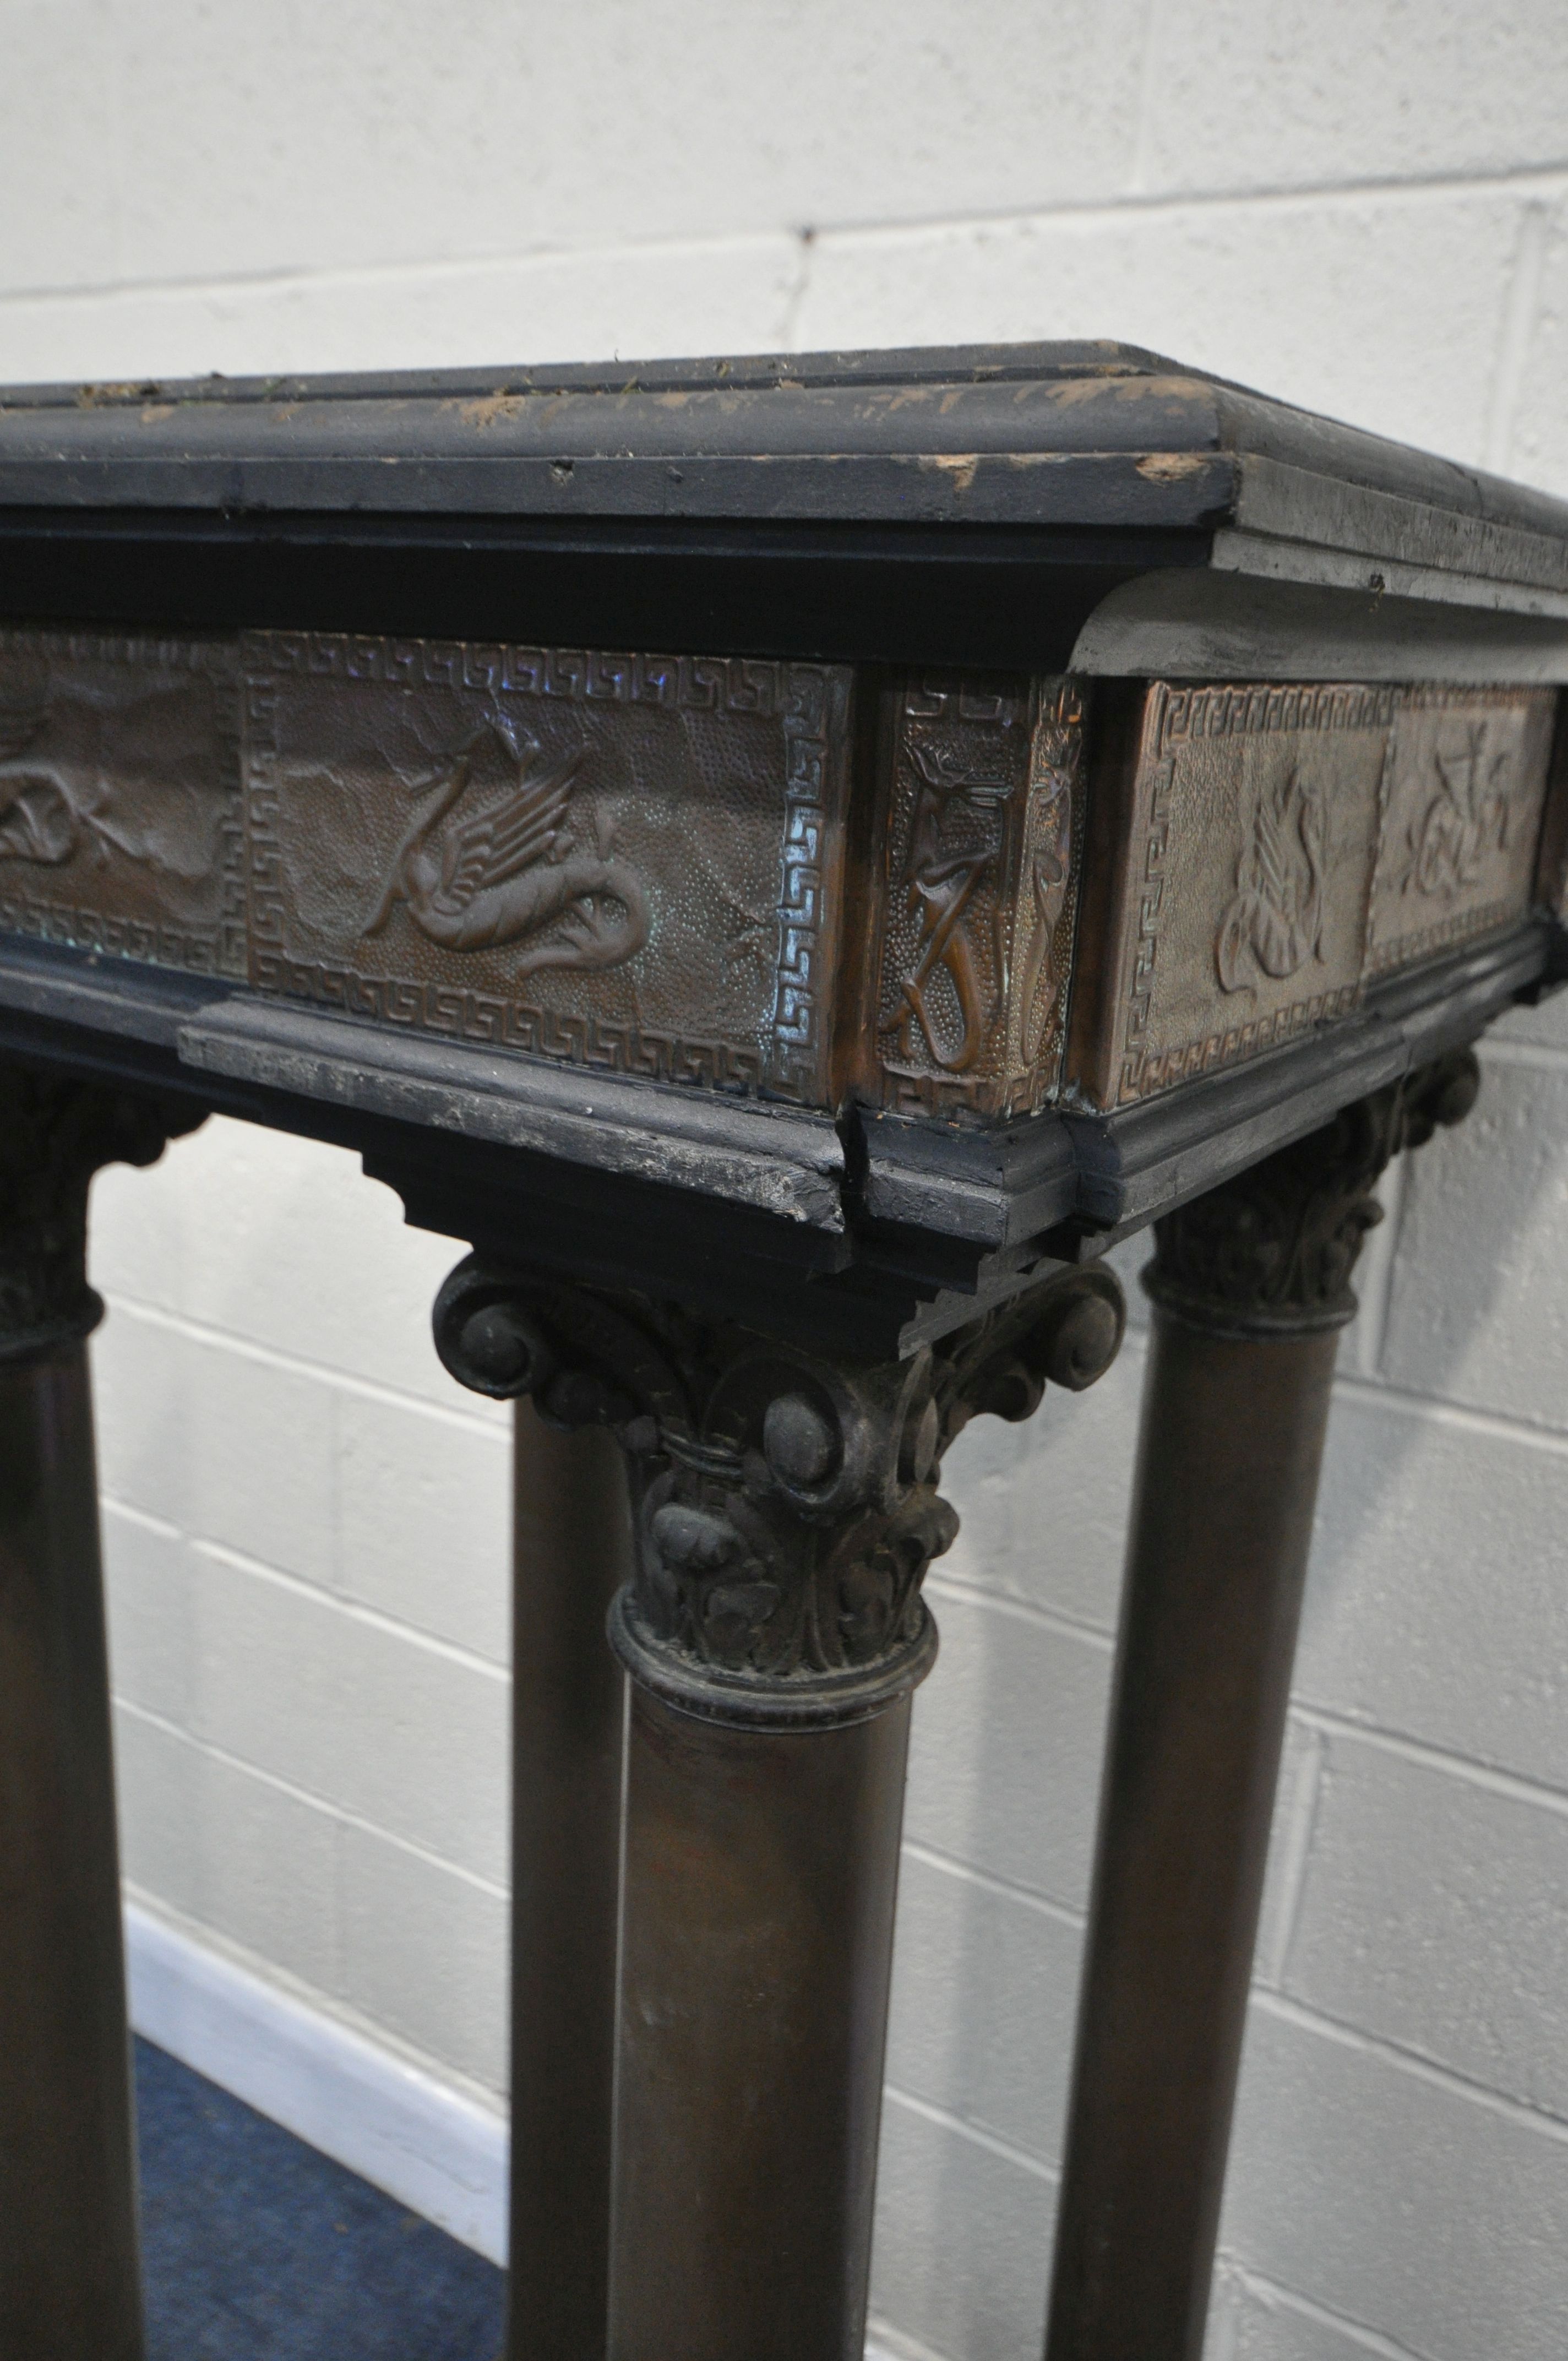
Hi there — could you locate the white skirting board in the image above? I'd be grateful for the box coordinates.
[123,1902,509,2265]
[123,1900,921,2359]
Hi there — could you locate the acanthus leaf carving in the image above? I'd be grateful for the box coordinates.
[1145,1048,1481,1336]
[433,1258,1125,1727]
[0,1064,205,1359]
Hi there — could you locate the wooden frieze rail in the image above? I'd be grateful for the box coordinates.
[0,624,1559,1271]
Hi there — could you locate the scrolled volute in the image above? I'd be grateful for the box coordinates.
[435,1258,1124,1728]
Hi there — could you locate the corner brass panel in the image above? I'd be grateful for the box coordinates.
[241,634,853,1103]
[0,628,242,975]
[1368,686,1555,975]
[864,673,1085,1118]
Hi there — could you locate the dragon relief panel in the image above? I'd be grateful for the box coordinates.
[431,1253,1124,1722]
[1368,687,1556,973]
[0,629,243,975]
[241,633,852,1102]
[869,673,1085,1117]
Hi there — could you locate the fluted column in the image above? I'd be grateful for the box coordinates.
[0,1064,202,2361]
[435,1255,1125,2361]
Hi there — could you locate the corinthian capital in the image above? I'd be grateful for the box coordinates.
[1145,1048,1481,1337]
[0,1064,203,1361]
[434,1259,1125,1728]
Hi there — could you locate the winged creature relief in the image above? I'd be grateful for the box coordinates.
[362,718,650,972]
[1403,723,1512,900]
[1215,765,1326,995]
[0,659,75,868]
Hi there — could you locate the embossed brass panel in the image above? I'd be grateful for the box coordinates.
[1067,680,1558,1111]
[1368,686,1555,975]
[0,629,242,975]
[242,634,853,1103]
[864,673,1085,1117]
[1069,684,1393,1108]
[0,626,1558,1133]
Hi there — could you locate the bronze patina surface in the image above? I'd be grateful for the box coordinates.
[1067,679,1556,1109]
[860,672,1085,1119]
[243,634,852,1104]
[0,628,242,977]
[0,626,1558,1126]
[3,345,1568,2361]
[1368,685,1556,975]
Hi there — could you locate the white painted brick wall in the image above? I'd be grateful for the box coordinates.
[5,4,1568,2351]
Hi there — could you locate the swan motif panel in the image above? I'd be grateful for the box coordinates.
[240,632,853,1104]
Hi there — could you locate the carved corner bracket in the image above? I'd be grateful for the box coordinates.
[434,1259,1125,1729]
[0,1064,205,1361]
[1144,1047,1481,1339]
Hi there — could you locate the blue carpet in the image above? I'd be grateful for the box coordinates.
[135,2038,506,2360]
